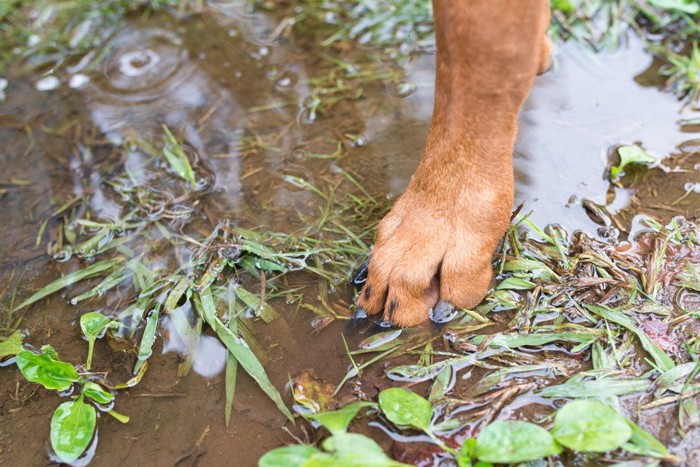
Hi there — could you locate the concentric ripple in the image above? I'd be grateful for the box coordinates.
[98,28,191,102]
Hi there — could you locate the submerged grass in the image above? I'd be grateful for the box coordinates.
[284,0,700,104]
[1,0,699,465]
[292,212,699,464]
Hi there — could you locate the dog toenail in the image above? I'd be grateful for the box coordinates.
[378,320,395,329]
[350,261,369,290]
[352,308,368,320]
[429,300,458,324]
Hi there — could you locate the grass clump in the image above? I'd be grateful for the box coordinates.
[0,0,202,74]
[2,124,386,461]
[278,212,699,465]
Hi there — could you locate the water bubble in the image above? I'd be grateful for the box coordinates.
[249,46,270,60]
[386,78,417,98]
[274,71,298,91]
[36,76,60,91]
[288,148,306,162]
[684,182,700,193]
[69,74,90,89]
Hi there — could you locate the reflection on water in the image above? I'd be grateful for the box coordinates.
[0,5,698,466]
[163,302,227,378]
[517,35,692,231]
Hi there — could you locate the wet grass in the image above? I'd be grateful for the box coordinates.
[0,1,187,73]
[0,0,699,465]
[284,0,700,104]
[1,123,388,461]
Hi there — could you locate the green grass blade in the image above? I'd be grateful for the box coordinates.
[586,304,675,371]
[194,288,294,423]
[14,258,123,311]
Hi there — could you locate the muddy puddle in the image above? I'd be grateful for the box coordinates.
[1,3,699,466]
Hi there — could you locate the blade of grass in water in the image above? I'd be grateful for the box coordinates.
[586,304,675,371]
[14,258,123,311]
[225,285,238,428]
[134,306,160,374]
[194,288,294,423]
[162,125,197,188]
[539,377,651,398]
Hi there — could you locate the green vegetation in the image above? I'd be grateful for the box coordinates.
[262,388,673,466]
[2,125,384,460]
[3,330,128,463]
[286,0,700,104]
[0,0,202,74]
[1,0,699,465]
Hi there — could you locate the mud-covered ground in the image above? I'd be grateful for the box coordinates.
[1,2,699,466]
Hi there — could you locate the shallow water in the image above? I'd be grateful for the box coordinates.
[1,4,699,466]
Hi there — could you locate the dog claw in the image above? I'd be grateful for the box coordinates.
[377,319,396,329]
[350,260,369,290]
[352,307,368,320]
[429,300,458,325]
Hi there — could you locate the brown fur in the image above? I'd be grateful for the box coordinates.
[356,0,551,326]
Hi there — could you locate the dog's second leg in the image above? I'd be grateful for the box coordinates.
[356,0,551,326]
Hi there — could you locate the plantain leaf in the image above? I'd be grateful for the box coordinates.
[16,349,79,391]
[50,399,96,463]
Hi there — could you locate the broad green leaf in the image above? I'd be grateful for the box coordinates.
[502,258,558,281]
[316,433,410,466]
[194,289,294,422]
[678,263,700,292]
[429,365,453,402]
[470,331,598,350]
[609,145,655,180]
[457,438,477,467]
[306,402,376,435]
[50,399,96,463]
[551,0,575,14]
[16,349,79,391]
[14,258,123,310]
[378,387,432,432]
[80,312,115,370]
[0,331,23,359]
[551,400,632,452]
[258,445,320,467]
[41,344,60,360]
[475,421,561,463]
[358,329,402,351]
[225,291,238,428]
[235,286,279,323]
[82,381,114,405]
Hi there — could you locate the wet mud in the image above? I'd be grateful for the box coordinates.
[0,4,699,467]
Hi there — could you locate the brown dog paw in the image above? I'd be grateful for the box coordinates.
[355,169,512,327]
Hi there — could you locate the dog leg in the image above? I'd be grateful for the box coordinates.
[356,0,551,326]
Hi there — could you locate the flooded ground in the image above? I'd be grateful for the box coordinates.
[1,2,699,466]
